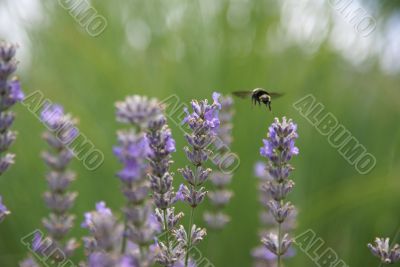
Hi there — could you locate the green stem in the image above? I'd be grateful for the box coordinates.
[185,206,195,267]
[121,217,128,254]
[163,209,171,254]
[390,223,400,248]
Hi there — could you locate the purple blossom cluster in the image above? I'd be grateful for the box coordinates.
[30,105,79,264]
[113,95,164,266]
[204,95,234,230]
[0,42,24,221]
[177,93,221,267]
[368,237,400,265]
[258,117,299,267]
[146,114,185,266]
[81,202,127,266]
[251,162,297,267]
[2,39,394,267]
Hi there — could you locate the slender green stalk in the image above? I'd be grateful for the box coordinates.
[121,218,128,254]
[163,209,171,254]
[391,223,400,248]
[185,205,195,267]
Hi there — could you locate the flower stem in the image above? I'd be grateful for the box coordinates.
[163,209,171,254]
[121,217,128,254]
[185,206,195,267]
[391,223,400,248]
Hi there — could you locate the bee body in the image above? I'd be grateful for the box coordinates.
[233,88,282,111]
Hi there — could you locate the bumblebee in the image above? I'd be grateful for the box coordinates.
[233,88,283,111]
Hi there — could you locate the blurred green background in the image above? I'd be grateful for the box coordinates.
[1,0,400,266]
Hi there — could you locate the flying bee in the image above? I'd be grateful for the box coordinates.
[233,88,284,111]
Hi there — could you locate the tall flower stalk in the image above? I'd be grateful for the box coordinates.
[0,42,24,221]
[177,92,221,267]
[147,113,184,266]
[36,104,79,261]
[204,95,234,230]
[114,95,163,266]
[259,117,299,267]
[252,162,297,267]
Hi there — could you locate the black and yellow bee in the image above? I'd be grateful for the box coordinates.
[233,88,283,111]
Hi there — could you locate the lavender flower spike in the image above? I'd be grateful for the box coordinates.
[251,161,297,267]
[82,202,125,266]
[259,117,299,267]
[177,92,221,267]
[368,237,400,264]
[204,95,235,230]
[0,42,25,221]
[31,104,79,265]
[115,95,163,266]
[147,113,185,266]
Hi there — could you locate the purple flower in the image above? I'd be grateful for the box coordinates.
[261,117,299,163]
[368,237,400,264]
[115,95,164,266]
[0,196,10,222]
[41,104,64,129]
[146,113,186,265]
[204,95,234,230]
[179,93,222,266]
[9,79,24,102]
[0,42,24,221]
[254,161,268,180]
[0,153,14,175]
[182,92,221,136]
[114,131,149,183]
[256,117,299,264]
[19,257,39,267]
[82,202,124,256]
[39,104,79,258]
[115,95,163,128]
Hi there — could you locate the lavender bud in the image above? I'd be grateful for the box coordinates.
[82,202,123,252]
[183,147,209,166]
[190,225,207,246]
[0,153,14,175]
[19,257,40,267]
[43,191,78,214]
[176,184,207,208]
[209,171,233,187]
[267,200,294,224]
[368,237,400,264]
[203,212,230,230]
[178,166,196,186]
[207,190,234,208]
[173,225,189,247]
[42,213,75,240]
[264,180,295,201]
[262,233,292,256]
[0,130,16,152]
[115,95,163,128]
[155,207,184,230]
[0,196,10,222]
[0,112,14,132]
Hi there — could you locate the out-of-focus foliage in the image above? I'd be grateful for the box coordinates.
[0,0,399,266]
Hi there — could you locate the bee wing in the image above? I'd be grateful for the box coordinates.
[232,91,252,98]
[269,92,284,99]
